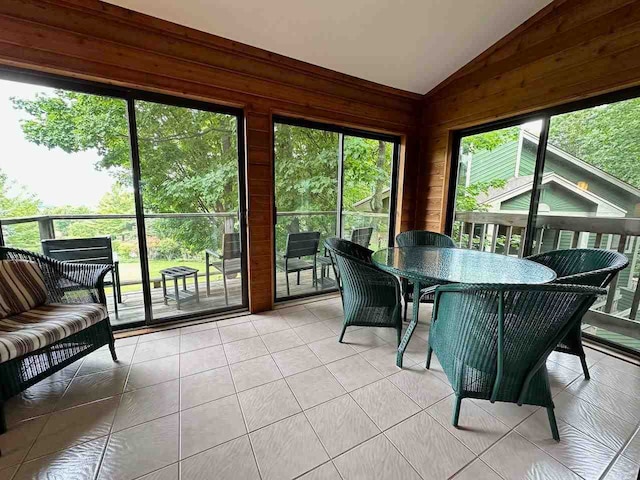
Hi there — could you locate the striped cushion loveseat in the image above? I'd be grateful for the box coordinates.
[0,247,117,433]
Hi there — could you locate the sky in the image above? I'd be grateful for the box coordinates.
[0,79,116,208]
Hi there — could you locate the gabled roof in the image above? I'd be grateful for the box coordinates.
[483,172,627,216]
[522,131,640,200]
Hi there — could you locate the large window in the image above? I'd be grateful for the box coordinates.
[0,72,247,328]
[449,93,640,355]
[273,118,398,301]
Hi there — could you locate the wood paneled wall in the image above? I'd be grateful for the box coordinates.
[418,0,640,232]
[0,0,422,312]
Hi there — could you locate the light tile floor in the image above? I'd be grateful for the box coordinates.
[1,297,640,480]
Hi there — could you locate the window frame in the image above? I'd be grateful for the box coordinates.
[272,115,401,302]
[446,84,640,358]
[0,65,249,329]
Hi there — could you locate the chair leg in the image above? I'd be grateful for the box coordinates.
[114,262,122,303]
[106,320,118,361]
[426,345,432,369]
[452,396,462,427]
[205,252,211,296]
[579,355,590,380]
[223,273,229,305]
[112,284,119,319]
[547,407,560,441]
[285,272,290,296]
[0,400,6,435]
[396,326,402,347]
[297,271,300,285]
[109,339,118,362]
[339,324,347,343]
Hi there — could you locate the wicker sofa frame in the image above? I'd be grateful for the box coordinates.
[0,247,117,433]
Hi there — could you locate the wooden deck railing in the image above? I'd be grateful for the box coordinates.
[455,211,640,341]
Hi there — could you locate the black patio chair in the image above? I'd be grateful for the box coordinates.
[319,227,375,285]
[350,227,374,248]
[205,232,242,305]
[277,231,320,296]
[42,237,121,319]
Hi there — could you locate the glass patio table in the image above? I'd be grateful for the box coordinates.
[372,246,557,367]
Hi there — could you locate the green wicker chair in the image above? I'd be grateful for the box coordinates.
[526,248,628,379]
[426,283,604,441]
[395,230,456,321]
[324,237,402,345]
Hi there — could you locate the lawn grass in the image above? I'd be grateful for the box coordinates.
[114,259,226,293]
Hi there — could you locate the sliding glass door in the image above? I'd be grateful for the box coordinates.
[0,77,146,327]
[531,99,640,353]
[273,117,399,301]
[448,93,640,355]
[0,70,247,328]
[135,100,245,322]
[450,122,544,256]
[342,135,397,250]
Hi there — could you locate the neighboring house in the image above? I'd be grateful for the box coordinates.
[352,187,391,212]
[464,130,640,314]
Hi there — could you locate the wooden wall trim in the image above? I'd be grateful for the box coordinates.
[418,0,640,233]
[0,0,422,312]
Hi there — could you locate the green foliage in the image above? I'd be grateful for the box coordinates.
[456,179,507,212]
[10,91,393,263]
[273,124,393,254]
[548,99,640,188]
[0,171,42,250]
[460,127,519,155]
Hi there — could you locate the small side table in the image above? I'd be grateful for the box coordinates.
[160,266,200,310]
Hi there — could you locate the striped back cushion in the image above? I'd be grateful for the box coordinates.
[0,260,48,318]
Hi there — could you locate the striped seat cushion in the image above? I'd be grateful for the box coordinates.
[0,303,107,364]
[0,260,48,318]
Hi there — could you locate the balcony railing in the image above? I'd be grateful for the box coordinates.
[0,209,389,285]
[455,211,640,348]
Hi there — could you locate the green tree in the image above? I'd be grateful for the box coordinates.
[460,127,519,155]
[12,92,239,257]
[548,99,640,188]
[0,171,42,250]
[13,92,395,258]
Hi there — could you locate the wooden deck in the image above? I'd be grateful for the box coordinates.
[107,269,337,326]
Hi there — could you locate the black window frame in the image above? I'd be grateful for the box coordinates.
[0,65,249,330]
[272,115,401,303]
[446,84,640,358]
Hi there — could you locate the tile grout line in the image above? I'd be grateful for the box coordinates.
[177,333,182,480]
[221,325,264,480]
[93,338,137,480]
[14,343,124,478]
[9,298,639,480]
[269,343,334,480]
[599,418,640,480]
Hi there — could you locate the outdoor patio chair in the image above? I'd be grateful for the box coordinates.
[324,237,402,345]
[42,237,122,319]
[318,227,375,285]
[277,231,321,296]
[526,248,629,379]
[0,247,116,433]
[395,230,456,321]
[350,227,374,248]
[205,232,242,305]
[426,283,603,441]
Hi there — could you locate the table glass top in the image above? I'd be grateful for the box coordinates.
[372,246,556,285]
